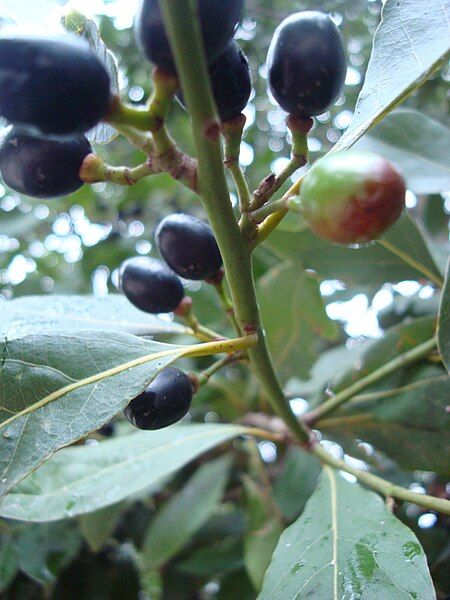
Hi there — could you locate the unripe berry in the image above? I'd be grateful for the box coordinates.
[267,11,346,117]
[0,128,91,198]
[120,256,184,314]
[178,41,251,122]
[135,0,244,74]
[124,367,193,430]
[0,34,111,136]
[293,151,406,245]
[155,214,222,281]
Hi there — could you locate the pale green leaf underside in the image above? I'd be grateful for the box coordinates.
[0,425,245,521]
[259,467,435,600]
[335,0,450,152]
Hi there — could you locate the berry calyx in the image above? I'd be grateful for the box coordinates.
[155,214,223,281]
[120,256,184,314]
[124,367,193,430]
[267,11,346,117]
[135,0,244,74]
[0,128,92,198]
[0,34,111,136]
[293,151,406,245]
[178,41,251,122]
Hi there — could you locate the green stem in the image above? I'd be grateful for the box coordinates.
[229,162,252,213]
[159,0,311,446]
[196,352,244,386]
[250,197,289,223]
[305,336,438,424]
[213,277,241,335]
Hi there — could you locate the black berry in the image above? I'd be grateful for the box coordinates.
[155,214,222,281]
[135,0,244,74]
[0,34,111,136]
[178,40,251,122]
[124,367,193,430]
[267,11,346,117]
[0,128,91,198]
[120,256,184,314]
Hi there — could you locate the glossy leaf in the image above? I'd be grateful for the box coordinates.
[0,425,245,521]
[335,0,450,152]
[438,257,450,373]
[242,475,283,590]
[355,109,450,194]
[142,455,232,569]
[0,294,188,339]
[267,215,442,286]
[259,467,435,599]
[0,331,186,497]
[259,264,338,380]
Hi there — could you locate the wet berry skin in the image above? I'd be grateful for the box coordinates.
[178,41,251,122]
[0,128,91,198]
[155,214,223,281]
[0,34,111,136]
[135,0,244,74]
[267,11,346,117]
[296,151,406,245]
[124,367,193,430]
[120,256,184,314]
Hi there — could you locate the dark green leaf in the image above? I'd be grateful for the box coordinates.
[259,264,337,380]
[80,503,126,553]
[334,0,450,151]
[438,257,450,373]
[177,537,244,577]
[0,425,245,521]
[142,455,232,569]
[259,468,435,599]
[0,534,19,591]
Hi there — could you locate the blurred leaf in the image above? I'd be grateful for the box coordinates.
[177,537,244,577]
[63,10,119,145]
[80,502,126,553]
[267,215,442,286]
[438,257,450,373]
[259,264,338,380]
[15,521,82,585]
[0,425,245,521]
[242,476,283,590]
[0,294,189,339]
[355,109,450,194]
[0,331,189,497]
[259,468,435,599]
[0,534,19,591]
[322,369,450,475]
[272,448,322,521]
[335,0,450,151]
[218,569,256,600]
[142,455,232,570]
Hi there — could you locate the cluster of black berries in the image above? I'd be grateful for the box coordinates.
[120,214,222,431]
[0,34,111,198]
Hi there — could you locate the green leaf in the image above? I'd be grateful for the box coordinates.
[334,0,450,152]
[272,448,322,521]
[259,264,338,380]
[0,425,245,521]
[142,455,232,570]
[0,294,188,339]
[0,534,19,592]
[267,215,442,286]
[177,537,244,577]
[259,467,435,599]
[0,331,188,497]
[438,257,450,373]
[323,369,450,475]
[80,503,126,553]
[242,476,283,590]
[355,109,450,194]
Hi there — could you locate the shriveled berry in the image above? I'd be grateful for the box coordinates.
[0,128,91,198]
[124,367,193,430]
[120,256,184,314]
[267,11,346,117]
[135,0,244,73]
[155,214,222,280]
[178,41,251,122]
[0,34,111,136]
[294,151,406,245]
